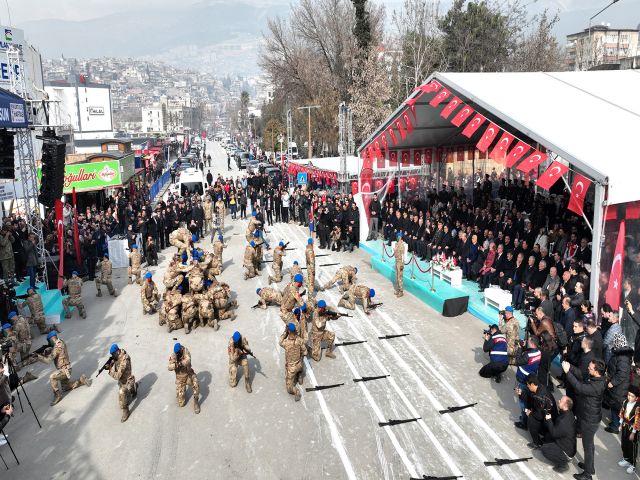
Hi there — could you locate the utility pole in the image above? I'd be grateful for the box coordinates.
[297,105,320,159]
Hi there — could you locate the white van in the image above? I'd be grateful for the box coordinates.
[288,142,299,159]
[178,168,206,196]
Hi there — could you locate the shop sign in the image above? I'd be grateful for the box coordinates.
[38,160,122,193]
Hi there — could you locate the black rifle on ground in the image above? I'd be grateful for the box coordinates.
[325,311,353,319]
[27,344,50,359]
[410,476,463,480]
[305,383,344,392]
[439,402,477,414]
[378,417,421,427]
[319,263,340,267]
[354,374,389,383]
[378,333,409,340]
[96,356,115,377]
[334,340,366,347]
[369,302,383,310]
[484,457,532,467]
[315,254,330,258]
[251,303,262,309]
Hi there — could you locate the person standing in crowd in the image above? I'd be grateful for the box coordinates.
[617,385,640,475]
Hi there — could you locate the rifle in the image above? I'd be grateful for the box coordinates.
[96,356,115,377]
[484,457,532,467]
[439,402,477,414]
[315,254,330,258]
[378,333,409,340]
[410,476,462,480]
[305,383,344,392]
[28,344,50,359]
[334,340,366,347]
[319,263,340,267]
[326,311,353,319]
[251,303,262,309]
[261,260,274,263]
[369,302,383,310]
[354,374,388,383]
[239,348,256,358]
[378,417,420,427]
[285,248,295,251]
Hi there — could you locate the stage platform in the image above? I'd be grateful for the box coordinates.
[14,279,66,324]
[360,240,528,335]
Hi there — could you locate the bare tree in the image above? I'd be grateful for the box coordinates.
[510,10,564,71]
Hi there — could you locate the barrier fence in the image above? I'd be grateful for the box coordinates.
[149,161,178,202]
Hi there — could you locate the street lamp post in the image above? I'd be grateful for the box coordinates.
[587,0,621,69]
[297,105,320,159]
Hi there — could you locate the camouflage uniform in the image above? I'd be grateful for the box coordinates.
[165,289,184,332]
[212,284,235,322]
[62,276,86,319]
[268,245,286,284]
[215,199,226,231]
[168,346,200,413]
[14,315,32,363]
[279,329,307,401]
[195,291,217,330]
[96,257,117,296]
[280,282,303,325]
[108,349,137,421]
[311,308,337,361]
[322,265,357,292]
[500,315,521,364]
[305,245,315,293]
[188,262,205,293]
[141,279,160,314]
[338,284,372,313]
[163,260,186,290]
[394,238,405,297]
[245,217,262,242]
[228,336,251,392]
[243,244,257,279]
[169,227,191,258]
[254,240,264,271]
[23,291,55,334]
[128,249,143,285]
[208,255,222,278]
[40,337,90,404]
[213,238,225,264]
[203,198,213,233]
[289,263,303,283]
[257,287,282,309]
[181,292,198,334]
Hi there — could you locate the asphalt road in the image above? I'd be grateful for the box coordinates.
[3,141,625,480]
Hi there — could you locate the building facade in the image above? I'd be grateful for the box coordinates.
[566,25,640,71]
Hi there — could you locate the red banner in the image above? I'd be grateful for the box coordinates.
[451,104,474,127]
[461,113,486,138]
[606,220,625,310]
[72,188,81,265]
[417,80,442,94]
[387,125,398,145]
[516,150,548,173]
[489,131,515,163]
[505,141,531,168]
[440,96,462,119]
[55,199,65,289]
[476,123,499,152]
[389,151,398,167]
[424,148,432,165]
[536,161,568,190]
[457,146,465,162]
[413,149,422,166]
[394,117,407,141]
[401,150,410,166]
[405,91,423,117]
[401,109,414,135]
[379,133,389,154]
[429,88,451,107]
[567,174,592,216]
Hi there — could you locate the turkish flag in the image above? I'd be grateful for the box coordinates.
[605,220,626,310]
[405,91,423,117]
[476,123,499,152]
[451,104,474,127]
[516,150,548,173]
[373,138,383,159]
[505,141,531,168]
[461,113,486,138]
[379,133,389,153]
[429,88,451,107]
[424,148,433,165]
[394,117,407,140]
[387,125,398,145]
[536,161,568,190]
[401,109,414,135]
[489,131,515,163]
[367,145,376,165]
[440,96,462,119]
[351,181,359,195]
[401,150,410,166]
[399,177,406,191]
[408,176,418,190]
[413,149,422,165]
[389,151,398,166]
[55,199,65,289]
[457,146,465,162]
[374,179,384,191]
[567,174,592,216]
[418,80,442,93]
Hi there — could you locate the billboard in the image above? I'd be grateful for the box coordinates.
[38,161,122,193]
[0,26,25,88]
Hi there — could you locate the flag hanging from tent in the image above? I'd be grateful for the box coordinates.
[489,131,514,162]
[505,141,531,168]
[516,150,548,173]
[476,122,499,152]
[451,104,474,127]
[440,96,462,119]
[536,161,569,190]
[387,125,398,145]
[394,116,407,140]
[401,109,414,135]
[429,88,451,107]
[417,80,442,93]
[567,174,592,216]
[605,220,626,311]
[461,113,486,138]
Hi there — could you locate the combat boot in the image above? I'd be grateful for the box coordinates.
[21,371,38,383]
[193,395,200,414]
[96,290,103,297]
[245,380,252,393]
[50,391,62,406]
[79,374,92,387]
[132,382,138,399]
[121,407,130,423]
[325,349,336,359]
[294,389,301,402]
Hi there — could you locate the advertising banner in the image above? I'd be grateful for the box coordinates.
[38,160,122,193]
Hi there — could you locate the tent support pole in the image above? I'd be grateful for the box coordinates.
[590,182,605,309]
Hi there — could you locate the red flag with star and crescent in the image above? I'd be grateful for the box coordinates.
[387,125,398,145]
[451,104,474,127]
[440,96,462,119]
[567,174,592,216]
[489,131,515,163]
[401,109,414,135]
[505,141,531,168]
[516,150,548,173]
[476,123,500,152]
[429,88,451,107]
[379,133,389,154]
[394,116,407,140]
[536,161,569,190]
[605,220,625,311]
[461,113,486,138]
[405,91,423,117]
[417,80,442,94]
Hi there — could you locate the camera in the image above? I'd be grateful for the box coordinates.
[0,339,11,355]
[483,329,492,335]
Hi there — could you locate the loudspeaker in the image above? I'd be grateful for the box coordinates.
[442,296,469,317]
[0,129,15,179]
[38,129,66,208]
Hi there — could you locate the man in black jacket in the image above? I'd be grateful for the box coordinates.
[367,193,381,241]
[541,395,576,473]
[562,358,606,480]
[516,374,557,448]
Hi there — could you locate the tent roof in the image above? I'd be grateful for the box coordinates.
[361,70,640,206]
[290,156,361,175]
[0,87,27,129]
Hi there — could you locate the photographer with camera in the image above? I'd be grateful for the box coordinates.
[478,324,509,383]
[540,395,577,473]
[515,374,557,449]
[527,308,564,391]
[513,336,542,430]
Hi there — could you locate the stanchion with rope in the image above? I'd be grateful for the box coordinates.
[411,256,436,292]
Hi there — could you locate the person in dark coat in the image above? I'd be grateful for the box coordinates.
[604,333,633,433]
[541,395,577,473]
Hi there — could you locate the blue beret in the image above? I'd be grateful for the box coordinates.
[317,299,327,308]
[287,323,296,332]
[293,308,301,315]
[173,342,182,354]
[250,240,255,247]
[293,260,298,265]
[251,211,257,216]
[396,233,402,239]
[47,331,58,339]
[307,238,313,244]
[294,273,303,283]
[103,254,109,258]
[109,343,119,355]
[72,271,79,276]
[1,323,11,330]
[192,234,197,242]
[369,288,375,298]
[256,288,262,295]
[279,241,285,247]
[254,230,260,237]
[177,285,183,291]
[132,244,138,249]
[301,303,307,312]
[218,235,223,241]
[505,306,514,313]
[232,331,241,343]
[145,272,152,279]
[8,311,16,319]
[204,280,212,288]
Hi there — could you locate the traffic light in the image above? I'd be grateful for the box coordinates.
[0,129,15,180]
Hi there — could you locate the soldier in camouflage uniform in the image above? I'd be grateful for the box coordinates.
[37,331,91,406]
[339,285,375,314]
[305,238,316,293]
[128,245,143,285]
[165,287,184,332]
[213,235,225,264]
[181,290,198,334]
[289,261,303,282]
[393,233,406,297]
[311,300,337,361]
[256,287,282,309]
[21,288,58,335]
[279,323,307,401]
[208,254,222,278]
[322,265,358,292]
[106,343,137,422]
[169,226,192,259]
[243,241,258,280]
[141,272,160,314]
[12,312,32,365]
[245,211,262,242]
[188,259,205,294]
[168,343,200,414]
[164,256,186,290]
[203,196,213,234]
[268,241,286,284]
[1,322,18,367]
[253,231,263,271]
[228,331,252,393]
[62,271,86,319]
[96,254,117,297]
[195,282,218,330]
[280,274,305,325]
[212,283,235,322]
